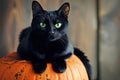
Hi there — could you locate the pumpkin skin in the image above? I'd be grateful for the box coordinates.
[0,52,89,80]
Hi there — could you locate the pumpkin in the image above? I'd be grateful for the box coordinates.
[0,52,88,80]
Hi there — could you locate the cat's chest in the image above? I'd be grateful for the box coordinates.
[32,39,67,54]
[30,31,68,55]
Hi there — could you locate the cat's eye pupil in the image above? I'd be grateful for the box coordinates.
[40,22,46,28]
[55,23,62,29]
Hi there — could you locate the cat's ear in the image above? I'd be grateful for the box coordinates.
[57,2,70,17]
[32,1,44,17]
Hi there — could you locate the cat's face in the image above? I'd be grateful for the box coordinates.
[31,1,70,41]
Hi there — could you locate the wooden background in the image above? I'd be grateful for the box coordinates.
[0,0,120,80]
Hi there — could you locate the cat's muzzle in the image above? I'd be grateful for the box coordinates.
[48,33,61,41]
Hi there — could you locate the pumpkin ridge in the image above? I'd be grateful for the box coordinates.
[67,62,74,80]
[73,62,83,79]
[72,56,83,79]
[58,73,61,80]
[76,62,83,80]
[76,60,89,80]
[70,61,80,80]
[65,68,69,80]
[65,63,72,80]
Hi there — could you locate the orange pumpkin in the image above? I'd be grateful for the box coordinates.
[0,52,88,80]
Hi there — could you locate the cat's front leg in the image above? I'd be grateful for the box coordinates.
[31,51,47,73]
[52,60,66,73]
[32,61,47,73]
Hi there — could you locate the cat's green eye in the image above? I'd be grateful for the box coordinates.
[55,23,62,29]
[40,22,46,28]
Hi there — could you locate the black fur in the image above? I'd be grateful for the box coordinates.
[17,1,91,79]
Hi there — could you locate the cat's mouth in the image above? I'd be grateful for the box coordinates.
[48,35,61,41]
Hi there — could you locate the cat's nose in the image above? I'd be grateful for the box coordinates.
[49,30,55,35]
[50,31,55,34]
[49,26,56,35]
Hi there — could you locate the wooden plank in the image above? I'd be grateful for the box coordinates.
[100,0,120,80]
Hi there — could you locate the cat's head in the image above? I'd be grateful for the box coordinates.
[31,1,70,41]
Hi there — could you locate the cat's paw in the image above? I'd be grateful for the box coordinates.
[52,60,66,73]
[33,63,47,73]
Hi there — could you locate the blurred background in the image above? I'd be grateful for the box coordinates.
[0,0,120,80]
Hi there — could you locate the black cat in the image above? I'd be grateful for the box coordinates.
[17,1,91,79]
